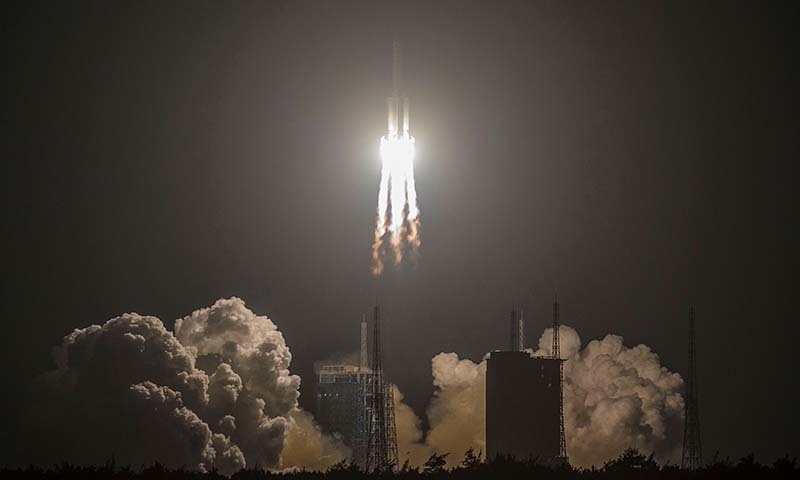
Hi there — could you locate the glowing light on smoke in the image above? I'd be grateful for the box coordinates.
[372,132,421,276]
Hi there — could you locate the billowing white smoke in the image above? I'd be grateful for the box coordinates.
[372,134,421,276]
[32,297,347,473]
[394,326,684,468]
[281,409,351,470]
[393,353,486,468]
[533,326,685,468]
[392,385,432,466]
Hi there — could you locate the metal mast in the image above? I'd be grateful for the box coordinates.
[682,306,703,469]
[553,295,568,462]
[365,303,398,471]
[509,306,524,351]
[360,314,368,370]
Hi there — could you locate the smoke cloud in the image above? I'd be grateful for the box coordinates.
[392,353,486,468]
[392,384,433,466]
[533,326,685,467]
[394,326,684,468]
[281,409,351,470]
[24,299,681,471]
[28,297,347,474]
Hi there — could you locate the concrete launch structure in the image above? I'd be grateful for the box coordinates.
[315,316,372,465]
[314,309,397,470]
[486,351,561,461]
[486,304,565,463]
[315,363,371,461]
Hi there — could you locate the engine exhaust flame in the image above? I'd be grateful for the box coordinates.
[372,133,421,276]
[371,42,421,276]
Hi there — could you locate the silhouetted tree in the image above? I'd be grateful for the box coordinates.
[772,455,797,474]
[2,450,800,480]
[422,453,448,475]
[602,448,658,472]
[459,449,481,470]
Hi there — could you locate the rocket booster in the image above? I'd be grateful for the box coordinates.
[387,41,410,138]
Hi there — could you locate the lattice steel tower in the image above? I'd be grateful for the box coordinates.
[509,306,524,351]
[365,303,398,471]
[552,295,568,462]
[682,306,703,469]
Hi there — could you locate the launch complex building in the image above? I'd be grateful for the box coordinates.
[485,304,566,462]
[315,301,568,466]
[314,316,372,466]
[315,309,397,471]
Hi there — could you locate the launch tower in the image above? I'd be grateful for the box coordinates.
[552,296,568,463]
[365,303,398,471]
[682,306,703,469]
[509,306,524,352]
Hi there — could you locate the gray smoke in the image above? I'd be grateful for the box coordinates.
[30,298,347,473]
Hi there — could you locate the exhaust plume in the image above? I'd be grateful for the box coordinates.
[393,326,684,468]
[26,297,347,473]
[371,134,421,276]
[391,353,487,468]
[533,326,685,467]
[371,42,421,276]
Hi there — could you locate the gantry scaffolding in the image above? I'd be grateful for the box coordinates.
[552,296,568,463]
[682,306,703,469]
[314,305,398,471]
[365,303,398,472]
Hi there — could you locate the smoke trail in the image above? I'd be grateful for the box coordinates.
[392,353,486,468]
[393,326,684,468]
[371,134,421,276]
[24,297,348,473]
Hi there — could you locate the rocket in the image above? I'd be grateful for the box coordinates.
[387,41,410,138]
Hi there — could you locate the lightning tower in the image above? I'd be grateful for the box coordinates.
[509,306,524,351]
[552,295,568,462]
[360,314,368,370]
[365,303,398,471]
[682,306,703,469]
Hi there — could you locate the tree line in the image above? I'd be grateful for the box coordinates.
[2,448,797,480]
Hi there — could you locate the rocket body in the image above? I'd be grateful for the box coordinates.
[387,41,410,138]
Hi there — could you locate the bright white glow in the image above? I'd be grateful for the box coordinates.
[377,133,418,234]
[372,131,421,275]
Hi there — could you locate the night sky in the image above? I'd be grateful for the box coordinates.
[3,0,797,465]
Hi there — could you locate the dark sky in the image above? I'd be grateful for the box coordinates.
[3,0,797,464]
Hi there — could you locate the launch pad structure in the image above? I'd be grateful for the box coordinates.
[365,303,399,471]
[682,306,703,469]
[314,306,398,471]
[486,299,568,465]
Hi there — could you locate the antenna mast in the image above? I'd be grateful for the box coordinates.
[682,306,703,469]
[365,303,398,471]
[553,295,568,462]
[509,306,524,351]
[360,314,368,370]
